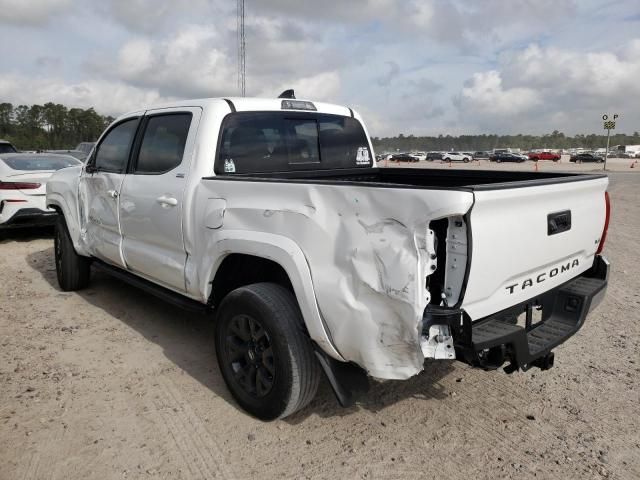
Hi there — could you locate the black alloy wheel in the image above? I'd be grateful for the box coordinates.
[222,313,275,398]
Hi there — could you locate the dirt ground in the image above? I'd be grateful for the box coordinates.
[1,167,639,480]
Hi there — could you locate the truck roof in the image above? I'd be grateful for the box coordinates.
[118,97,355,121]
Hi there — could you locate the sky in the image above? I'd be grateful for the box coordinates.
[0,0,639,137]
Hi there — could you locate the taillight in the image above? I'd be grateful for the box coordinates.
[596,191,611,255]
[0,181,41,190]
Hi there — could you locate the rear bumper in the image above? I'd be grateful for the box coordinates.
[0,207,58,228]
[422,255,609,372]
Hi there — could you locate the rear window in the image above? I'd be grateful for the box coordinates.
[216,112,372,174]
[1,155,81,171]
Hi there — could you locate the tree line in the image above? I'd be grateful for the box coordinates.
[372,130,640,153]
[1,101,639,153]
[0,102,114,151]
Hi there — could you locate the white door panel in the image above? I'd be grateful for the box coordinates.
[119,107,201,291]
[79,171,126,267]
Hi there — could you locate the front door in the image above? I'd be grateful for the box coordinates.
[118,108,201,291]
[79,117,140,268]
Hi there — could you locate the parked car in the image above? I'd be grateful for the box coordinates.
[47,94,610,420]
[0,153,81,229]
[473,151,490,159]
[426,151,443,161]
[489,152,526,163]
[409,151,427,162]
[75,142,96,154]
[442,152,471,163]
[570,153,604,163]
[529,151,560,162]
[390,153,418,162]
[44,149,89,162]
[0,139,18,154]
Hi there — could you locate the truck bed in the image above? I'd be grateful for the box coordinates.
[205,167,606,191]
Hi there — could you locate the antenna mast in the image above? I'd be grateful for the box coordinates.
[237,0,246,97]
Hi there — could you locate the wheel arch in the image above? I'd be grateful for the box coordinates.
[200,232,345,362]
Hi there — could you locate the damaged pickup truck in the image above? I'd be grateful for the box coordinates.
[46,93,610,420]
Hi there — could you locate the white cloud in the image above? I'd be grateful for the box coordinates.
[455,40,640,133]
[0,74,170,116]
[457,70,540,115]
[273,71,341,102]
[0,0,73,25]
[107,0,209,32]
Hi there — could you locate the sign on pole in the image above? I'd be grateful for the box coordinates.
[602,114,619,171]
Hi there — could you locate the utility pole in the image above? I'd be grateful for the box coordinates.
[237,0,246,97]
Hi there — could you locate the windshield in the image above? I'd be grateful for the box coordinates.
[0,143,17,154]
[216,112,372,174]
[1,155,81,171]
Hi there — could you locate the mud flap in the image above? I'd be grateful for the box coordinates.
[313,345,370,407]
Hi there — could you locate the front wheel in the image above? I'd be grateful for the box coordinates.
[55,215,91,291]
[463,157,469,163]
[215,283,321,421]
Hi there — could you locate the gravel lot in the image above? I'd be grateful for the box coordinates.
[1,165,638,480]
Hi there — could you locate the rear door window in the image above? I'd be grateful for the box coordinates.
[134,113,192,174]
[216,112,372,174]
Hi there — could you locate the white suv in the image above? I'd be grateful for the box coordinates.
[442,152,471,163]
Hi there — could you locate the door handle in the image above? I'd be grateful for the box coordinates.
[107,189,119,199]
[157,195,178,207]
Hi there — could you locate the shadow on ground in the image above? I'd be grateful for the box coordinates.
[27,246,455,422]
[0,226,54,244]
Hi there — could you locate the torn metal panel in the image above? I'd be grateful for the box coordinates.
[195,179,474,379]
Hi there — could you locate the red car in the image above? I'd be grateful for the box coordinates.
[528,151,560,162]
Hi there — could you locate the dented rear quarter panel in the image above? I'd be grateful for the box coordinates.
[194,178,474,379]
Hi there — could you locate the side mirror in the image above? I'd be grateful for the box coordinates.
[85,152,97,173]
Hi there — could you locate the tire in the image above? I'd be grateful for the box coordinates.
[215,283,321,421]
[496,158,502,163]
[444,157,450,162]
[463,157,469,163]
[54,215,90,291]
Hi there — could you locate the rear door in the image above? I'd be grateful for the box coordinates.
[118,107,201,291]
[461,177,609,320]
[79,117,140,268]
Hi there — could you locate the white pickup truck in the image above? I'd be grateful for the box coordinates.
[47,93,610,420]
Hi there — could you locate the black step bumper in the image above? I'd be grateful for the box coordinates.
[422,255,609,372]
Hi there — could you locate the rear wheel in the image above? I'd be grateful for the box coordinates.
[54,215,90,291]
[215,283,321,420]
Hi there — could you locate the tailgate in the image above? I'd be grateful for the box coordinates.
[461,176,609,320]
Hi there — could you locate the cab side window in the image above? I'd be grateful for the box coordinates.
[134,113,192,174]
[94,118,139,173]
